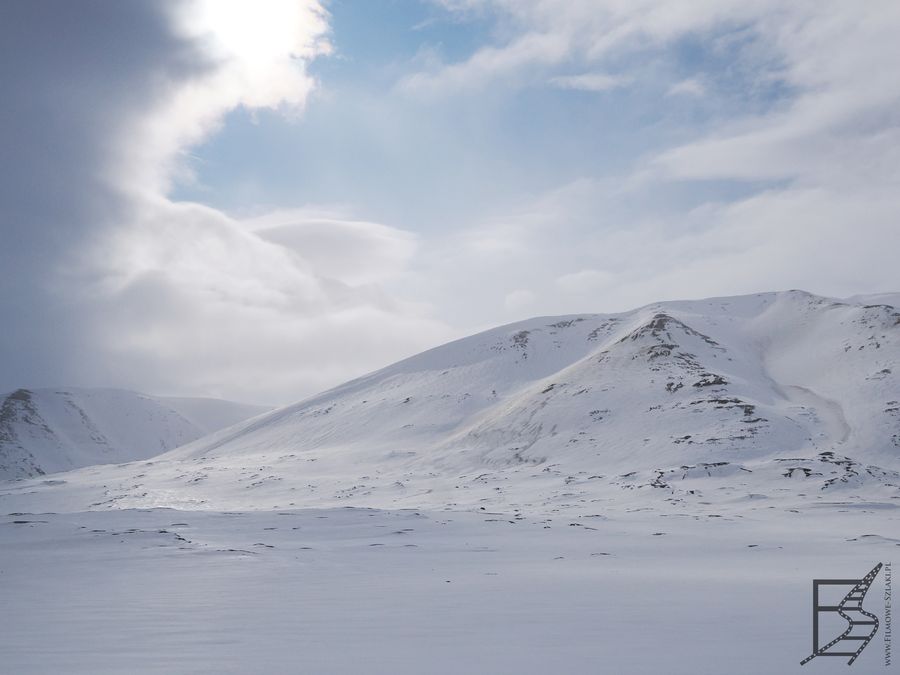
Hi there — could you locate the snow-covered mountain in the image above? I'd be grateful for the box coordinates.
[0,388,269,480]
[2,290,897,675]
[2,290,898,512]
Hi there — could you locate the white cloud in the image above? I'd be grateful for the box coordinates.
[409,0,786,94]
[90,197,452,403]
[504,289,536,312]
[666,78,705,97]
[549,72,628,92]
[652,6,900,187]
[398,1,900,322]
[556,269,615,294]
[244,210,418,286]
[400,31,569,95]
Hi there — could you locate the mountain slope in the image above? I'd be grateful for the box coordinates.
[0,388,268,480]
[175,290,898,466]
[1,290,898,512]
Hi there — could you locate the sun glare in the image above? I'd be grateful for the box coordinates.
[182,0,324,64]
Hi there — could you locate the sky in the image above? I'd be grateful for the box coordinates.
[1,0,899,405]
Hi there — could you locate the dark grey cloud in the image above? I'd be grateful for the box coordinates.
[0,0,207,391]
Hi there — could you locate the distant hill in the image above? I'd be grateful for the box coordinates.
[0,388,268,480]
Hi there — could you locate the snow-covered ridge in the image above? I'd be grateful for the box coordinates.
[0,387,269,479]
[173,289,898,466]
[1,290,897,513]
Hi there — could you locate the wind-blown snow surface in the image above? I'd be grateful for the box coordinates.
[2,507,895,674]
[1,291,898,674]
[0,388,269,480]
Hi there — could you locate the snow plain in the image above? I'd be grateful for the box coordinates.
[1,507,895,674]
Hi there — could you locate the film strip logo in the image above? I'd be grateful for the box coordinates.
[801,563,882,666]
